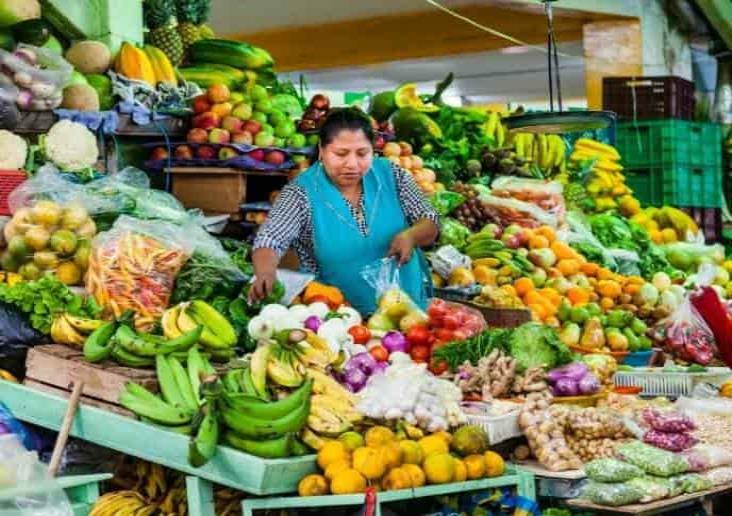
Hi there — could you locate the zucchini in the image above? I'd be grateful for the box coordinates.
[189,39,274,70]
[178,66,240,89]
[10,19,50,46]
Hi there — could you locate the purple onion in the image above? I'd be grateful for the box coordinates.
[344,367,368,392]
[547,362,589,383]
[382,331,408,354]
[304,315,322,332]
[372,361,388,375]
[551,377,579,397]
[346,352,377,375]
[577,373,601,395]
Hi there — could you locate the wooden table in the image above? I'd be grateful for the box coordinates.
[568,484,732,515]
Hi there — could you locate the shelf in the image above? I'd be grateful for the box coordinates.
[11,112,187,138]
[165,167,289,177]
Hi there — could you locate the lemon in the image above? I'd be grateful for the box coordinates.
[423,453,455,484]
[381,466,413,491]
[453,458,468,482]
[401,463,426,487]
[353,447,386,480]
[324,459,351,481]
[316,441,350,470]
[418,435,449,457]
[463,454,486,479]
[484,451,506,477]
[365,426,395,448]
[398,440,424,465]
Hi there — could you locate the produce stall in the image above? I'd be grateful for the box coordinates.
[0,1,732,516]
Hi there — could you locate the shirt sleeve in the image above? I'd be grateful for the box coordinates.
[391,162,440,228]
[253,183,309,257]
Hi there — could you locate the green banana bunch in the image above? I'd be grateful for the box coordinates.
[118,383,193,426]
[84,321,117,363]
[115,325,202,358]
[464,237,505,259]
[189,401,219,468]
[223,432,295,459]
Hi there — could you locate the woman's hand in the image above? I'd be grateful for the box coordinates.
[249,271,277,302]
[388,230,416,266]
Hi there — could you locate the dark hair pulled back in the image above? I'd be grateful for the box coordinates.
[318,107,375,147]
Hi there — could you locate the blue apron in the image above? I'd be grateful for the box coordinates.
[295,157,430,315]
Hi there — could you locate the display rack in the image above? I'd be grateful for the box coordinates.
[0,380,316,516]
[241,467,536,516]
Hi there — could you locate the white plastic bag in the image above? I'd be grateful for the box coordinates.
[0,44,72,111]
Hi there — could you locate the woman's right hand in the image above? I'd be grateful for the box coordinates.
[249,271,277,302]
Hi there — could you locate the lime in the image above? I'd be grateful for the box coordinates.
[255,98,273,114]
[274,121,295,138]
[307,134,320,146]
[287,133,307,148]
[268,110,288,126]
[251,111,268,124]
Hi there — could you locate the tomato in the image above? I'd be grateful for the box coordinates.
[434,328,454,343]
[451,329,470,341]
[409,345,431,362]
[428,299,448,320]
[406,325,431,347]
[348,325,371,345]
[369,345,389,362]
[429,358,448,375]
[442,313,460,330]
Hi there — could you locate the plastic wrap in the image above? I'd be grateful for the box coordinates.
[625,476,671,502]
[582,481,643,506]
[616,440,688,477]
[585,458,643,483]
[85,216,192,330]
[0,44,72,111]
[479,194,558,228]
[643,429,697,452]
[0,434,72,514]
[642,408,695,432]
[651,294,716,365]
[361,257,425,318]
[680,444,732,472]
[490,177,566,226]
[8,165,85,213]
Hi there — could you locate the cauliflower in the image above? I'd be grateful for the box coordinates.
[0,130,27,170]
[43,120,98,171]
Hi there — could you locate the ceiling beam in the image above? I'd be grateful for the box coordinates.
[228,4,628,72]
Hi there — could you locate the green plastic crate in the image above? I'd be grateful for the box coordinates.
[624,163,723,208]
[617,120,722,169]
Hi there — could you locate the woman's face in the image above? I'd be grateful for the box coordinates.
[319,129,373,188]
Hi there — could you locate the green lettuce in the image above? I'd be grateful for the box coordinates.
[508,323,574,372]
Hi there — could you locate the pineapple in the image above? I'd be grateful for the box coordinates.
[144,0,184,65]
[198,23,215,39]
[176,0,211,49]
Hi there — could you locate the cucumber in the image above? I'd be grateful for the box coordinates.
[178,66,240,89]
[10,19,50,46]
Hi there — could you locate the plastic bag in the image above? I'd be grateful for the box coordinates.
[582,481,643,506]
[643,429,697,452]
[490,176,566,226]
[361,257,424,321]
[616,440,689,477]
[429,191,465,216]
[479,194,558,228]
[651,294,716,365]
[585,458,643,483]
[429,245,471,280]
[558,211,618,270]
[0,433,73,515]
[0,303,44,379]
[438,218,471,251]
[85,216,193,330]
[625,476,671,502]
[702,466,732,486]
[671,473,712,494]
[7,164,86,213]
[0,44,72,111]
[642,408,695,432]
[680,444,732,472]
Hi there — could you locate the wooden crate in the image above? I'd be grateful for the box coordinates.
[24,344,159,415]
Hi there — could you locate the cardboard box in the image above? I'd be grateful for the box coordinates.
[169,167,246,214]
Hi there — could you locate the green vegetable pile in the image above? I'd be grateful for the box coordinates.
[433,322,574,372]
[0,275,100,334]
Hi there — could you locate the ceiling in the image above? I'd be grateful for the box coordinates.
[280,41,587,106]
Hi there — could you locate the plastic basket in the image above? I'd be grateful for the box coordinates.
[0,170,26,216]
[624,164,722,208]
[462,403,522,445]
[613,367,732,397]
[617,120,722,170]
[603,76,695,120]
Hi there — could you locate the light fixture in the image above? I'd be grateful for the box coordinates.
[503,0,615,134]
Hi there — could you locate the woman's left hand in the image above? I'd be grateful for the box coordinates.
[388,230,416,266]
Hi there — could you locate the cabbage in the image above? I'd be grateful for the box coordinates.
[507,323,574,372]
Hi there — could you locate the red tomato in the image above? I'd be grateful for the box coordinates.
[369,345,389,362]
[406,325,431,347]
[451,329,470,341]
[428,299,448,320]
[434,328,454,343]
[410,345,431,362]
[429,358,448,375]
[348,325,371,345]
[442,313,460,330]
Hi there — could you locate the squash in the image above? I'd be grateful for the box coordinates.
[114,42,155,86]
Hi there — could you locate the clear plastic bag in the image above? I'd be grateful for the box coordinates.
[650,295,716,365]
[479,194,558,228]
[625,476,671,502]
[642,408,695,432]
[429,245,471,280]
[558,211,618,270]
[680,444,732,472]
[490,177,566,227]
[8,164,85,213]
[671,473,713,494]
[585,458,643,483]
[85,216,193,330]
[643,429,697,452]
[702,466,732,486]
[616,440,689,477]
[361,257,423,320]
[582,481,643,506]
[0,44,72,111]
[0,434,73,515]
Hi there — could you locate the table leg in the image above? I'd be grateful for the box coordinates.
[186,476,216,516]
[516,469,537,501]
[65,481,101,505]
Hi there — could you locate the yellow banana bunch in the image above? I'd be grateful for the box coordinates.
[574,138,620,161]
[89,491,156,516]
[483,111,506,148]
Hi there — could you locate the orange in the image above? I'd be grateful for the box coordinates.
[317,441,350,470]
[597,268,614,280]
[365,426,396,448]
[599,297,615,310]
[557,259,581,276]
[453,458,468,482]
[524,290,543,306]
[535,225,556,242]
[484,451,505,477]
[381,466,413,491]
[540,288,562,307]
[514,277,534,297]
[597,280,622,299]
[353,447,387,480]
[330,468,367,494]
[529,235,549,249]
[566,286,590,306]
[623,283,641,295]
[463,454,486,479]
[550,241,575,260]
[298,474,329,496]
[581,262,599,276]
[325,459,352,481]
[418,435,449,457]
[528,303,547,321]
[423,453,456,484]
[401,463,426,487]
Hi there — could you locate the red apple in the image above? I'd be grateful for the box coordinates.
[207,83,230,104]
[187,127,209,143]
[310,94,330,110]
[174,145,194,160]
[196,145,217,159]
[265,150,286,166]
[193,112,220,131]
[218,147,239,160]
[149,147,169,161]
[192,95,211,114]
[221,115,244,133]
[242,120,262,135]
[248,149,265,162]
[374,135,385,150]
[231,131,254,145]
[209,128,231,144]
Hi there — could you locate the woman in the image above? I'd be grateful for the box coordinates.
[250,107,439,314]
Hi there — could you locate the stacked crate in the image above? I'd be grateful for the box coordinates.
[604,76,724,242]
